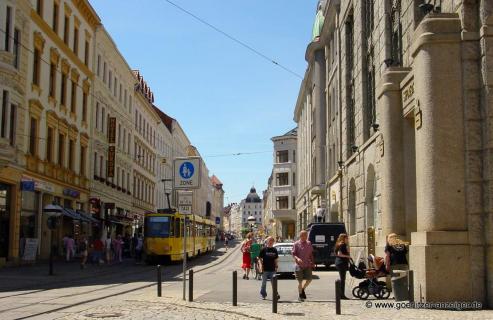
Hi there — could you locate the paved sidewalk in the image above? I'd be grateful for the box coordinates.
[61,293,493,320]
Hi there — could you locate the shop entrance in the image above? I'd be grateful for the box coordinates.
[0,183,11,260]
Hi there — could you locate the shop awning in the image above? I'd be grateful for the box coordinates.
[62,208,82,220]
[77,210,100,224]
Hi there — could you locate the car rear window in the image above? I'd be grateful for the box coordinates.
[276,246,293,255]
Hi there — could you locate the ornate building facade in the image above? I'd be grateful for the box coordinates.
[294,0,493,305]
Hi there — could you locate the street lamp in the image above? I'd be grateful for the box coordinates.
[43,203,63,275]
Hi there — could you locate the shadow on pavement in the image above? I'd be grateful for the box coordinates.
[0,240,239,294]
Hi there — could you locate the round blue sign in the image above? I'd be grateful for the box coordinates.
[179,162,195,179]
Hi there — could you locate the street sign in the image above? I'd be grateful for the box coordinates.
[173,157,201,189]
[215,217,220,224]
[178,191,193,215]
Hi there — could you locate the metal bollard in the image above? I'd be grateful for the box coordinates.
[233,270,237,306]
[49,245,54,276]
[157,265,162,297]
[272,275,278,314]
[189,269,194,302]
[335,279,341,315]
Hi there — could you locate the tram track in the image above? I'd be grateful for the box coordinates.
[3,244,239,319]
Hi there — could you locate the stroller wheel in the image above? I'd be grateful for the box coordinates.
[358,287,370,300]
[377,286,391,299]
[352,286,360,298]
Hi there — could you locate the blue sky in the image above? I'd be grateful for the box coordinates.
[90,0,318,203]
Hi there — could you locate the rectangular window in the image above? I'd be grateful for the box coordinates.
[119,84,122,101]
[60,73,67,106]
[293,150,296,163]
[99,155,103,178]
[123,128,126,150]
[58,134,65,167]
[80,146,86,175]
[29,117,37,156]
[33,49,41,86]
[97,55,101,76]
[103,62,107,83]
[124,90,127,107]
[118,123,121,147]
[108,70,112,89]
[93,152,98,176]
[49,62,56,98]
[82,91,87,122]
[52,2,59,33]
[36,0,43,17]
[276,196,289,210]
[46,127,54,162]
[9,104,16,146]
[95,102,99,129]
[127,172,130,190]
[68,139,74,171]
[127,133,131,154]
[63,15,69,45]
[113,77,117,96]
[5,6,12,52]
[0,91,8,138]
[292,172,296,186]
[70,80,77,113]
[73,26,78,55]
[346,14,356,155]
[84,40,89,66]
[276,172,289,186]
[276,150,289,163]
[101,107,105,133]
[13,29,20,69]
[129,95,132,112]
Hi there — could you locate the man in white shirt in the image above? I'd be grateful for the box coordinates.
[315,206,325,223]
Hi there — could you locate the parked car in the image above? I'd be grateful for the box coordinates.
[273,242,296,276]
[307,223,347,268]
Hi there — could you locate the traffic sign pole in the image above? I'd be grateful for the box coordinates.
[183,216,187,301]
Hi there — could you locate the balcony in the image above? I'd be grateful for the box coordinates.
[272,208,296,221]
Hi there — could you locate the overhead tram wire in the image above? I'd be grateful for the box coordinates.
[162,0,304,80]
[0,26,290,160]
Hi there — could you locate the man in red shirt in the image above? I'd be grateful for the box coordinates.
[292,230,314,301]
[92,237,104,265]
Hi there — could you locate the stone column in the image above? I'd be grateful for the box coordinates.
[410,13,471,302]
[376,68,410,247]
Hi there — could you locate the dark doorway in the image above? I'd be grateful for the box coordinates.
[0,183,11,259]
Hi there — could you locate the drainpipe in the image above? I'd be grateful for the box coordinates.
[336,5,343,223]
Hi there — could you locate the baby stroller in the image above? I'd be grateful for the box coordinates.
[349,255,390,300]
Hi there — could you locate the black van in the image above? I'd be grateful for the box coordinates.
[307,223,347,267]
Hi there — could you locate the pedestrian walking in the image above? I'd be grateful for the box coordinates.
[384,233,409,291]
[79,235,88,269]
[315,205,325,222]
[334,233,351,299]
[134,234,143,264]
[258,236,280,300]
[292,230,314,301]
[105,235,112,264]
[240,232,253,279]
[114,235,124,263]
[224,236,229,252]
[65,235,75,262]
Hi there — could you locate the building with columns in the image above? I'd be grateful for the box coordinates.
[293,0,493,306]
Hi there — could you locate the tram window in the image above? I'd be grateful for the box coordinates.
[146,216,170,237]
[175,218,181,237]
[169,217,174,237]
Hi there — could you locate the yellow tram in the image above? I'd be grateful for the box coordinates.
[143,211,216,263]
